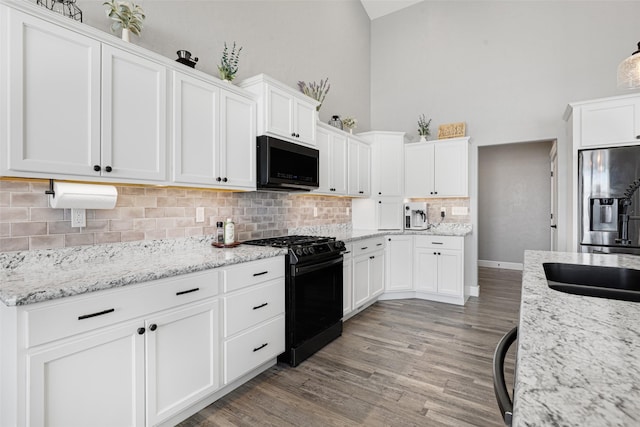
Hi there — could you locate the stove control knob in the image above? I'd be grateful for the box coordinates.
[302,247,309,255]
[295,248,303,256]
[309,247,315,254]
[336,241,345,249]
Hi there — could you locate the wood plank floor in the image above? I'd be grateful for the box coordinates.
[178,267,522,427]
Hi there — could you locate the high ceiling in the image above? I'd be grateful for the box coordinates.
[360,0,423,20]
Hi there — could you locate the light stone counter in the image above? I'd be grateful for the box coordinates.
[0,236,286,306]
[291,223,472,243]
[514,250,640,426]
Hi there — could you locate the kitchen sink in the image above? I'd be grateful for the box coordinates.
[543,263,640,302]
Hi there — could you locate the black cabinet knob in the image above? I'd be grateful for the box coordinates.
[291,133,296,137]
[105,166,112,173]
[296,133,300,138]
[137,327,145,335]
[93,165,101,172]
[438,252,441,255]
[430,191,434,195]
[378,192,382,195]
[378,201,381,204]
[636,135,640,139]
[222,177,228,182]
[388,238,391,241]
[434,191,438,195]
[433,252,437,255]
[216,177,222,182]
[149,324,157,331]
[369,255,375,259]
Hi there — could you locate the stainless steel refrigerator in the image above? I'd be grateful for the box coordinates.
[579,145,640,254]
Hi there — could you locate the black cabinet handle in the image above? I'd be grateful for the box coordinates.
[343,251,351,254]
[359,191,364,194]
[360,246,368,250]
[434,191,438,194]
[223,177,228,182]
[253,302,268,310]
[149,323,157,331]
[291,132,296,137]
[378,192,382,195]
[78,308,115,320]
[493,326,518,427]
[216,177,222,182]
[253,271,268,277]
[433,252,437,255]
[550,225,557,229]
[137,327,145,335]
[376,243,383,246]
[437,252,441,255]
[432,242,443,245]
[93,165,101,172]
[176,287,200,296]
[378,201,381,204]
[105,166,112,172]
[296,133,300,138]
[636,135,640,139]
[369,255,375,259]
[253,343,268,352]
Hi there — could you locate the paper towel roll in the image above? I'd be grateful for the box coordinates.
[48,182,118,209]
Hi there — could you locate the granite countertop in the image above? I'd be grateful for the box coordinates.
[291,223,472,243]
[514,250,640,426]
[0,236,286,307]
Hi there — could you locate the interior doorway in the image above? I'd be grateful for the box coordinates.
[550,141,558,251]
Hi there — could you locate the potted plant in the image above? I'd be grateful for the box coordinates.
[218,42,243,82]
[418,114,432,141]
[103,0,145,42]
[298,78,330,112]
[342,116,357,134]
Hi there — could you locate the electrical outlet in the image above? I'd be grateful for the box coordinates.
[71,208,86,228]
[313,207,318,217]
[196,207,205,223]
[346,207,350,216]
[452,206,468,216]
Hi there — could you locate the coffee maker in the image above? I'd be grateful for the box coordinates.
[404,202,429,230]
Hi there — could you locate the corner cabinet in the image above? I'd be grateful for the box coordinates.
[239,74,318,147]
[413,235,465,305]
[564,94,640,148]
[172,71,256,190]
[348,136,372,197]
[314,123,348,195]
[404,137,469,198]
[384,235,414,292]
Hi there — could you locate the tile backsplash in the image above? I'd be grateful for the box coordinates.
[0,180,352,252]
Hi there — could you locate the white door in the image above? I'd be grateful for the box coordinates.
[352,255,370,307]
[265,84,293,138]
[331,133,348,194]
[28,321,145,427]
[358,143,372,196]
[436,250,463,297]
[342,251,353,317]
[370,252,385,298]
[219,89,256,189]
[550,141,558,251]
[374,135,404,196]
[404,143,434,197]
[377,199,403,230]
[413,247,438,293]
[102,45,167,181]
[315,127,331,193]
[293,99,316,146]
[434,140,468,197]
[385,236,413,291]
[347,139,360,195]
[5,9,101,176]
[145,300,220,426]
[172,72,219,185]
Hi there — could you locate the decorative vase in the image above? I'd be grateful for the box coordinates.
[419,136,427,142]
[121,28,130,42]
[349,129,353,134]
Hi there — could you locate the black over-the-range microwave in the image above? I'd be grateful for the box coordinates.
[257,135,320,192]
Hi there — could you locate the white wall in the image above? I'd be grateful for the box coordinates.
[76,0,372,129]
[478,141,553,264]
[370,1,640,281]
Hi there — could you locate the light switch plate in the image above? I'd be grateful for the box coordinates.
[196,207,205,223]
[71,208,86,228]
[452,206,468,216]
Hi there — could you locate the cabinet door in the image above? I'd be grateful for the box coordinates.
[370,251,385,298]
[172,72,219,185]
[5,8,101,177]
[315,127,332,193]
[436,250,463,297]
[377,198,403,230]
[374,135,404,196]
[102,45,167,181]
[343,251,353,317]
[434,140,468,197]
[358,143,372,197]
[348,139,360,195]
[145,299,220,426]
[28,321,144,427]
[352,255,370,307]
[385,236,413,291]
[294,99,317,146]
[219,89,256,189]
[413,247,438,293]
[265,84,293,138]
[404,143,434,197]
[331,133,348,194]
[580,98,640,147]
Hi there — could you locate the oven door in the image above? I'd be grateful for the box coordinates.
[289,255,343,348]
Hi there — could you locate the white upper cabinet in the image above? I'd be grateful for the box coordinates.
[404,137,469,197]
[240,74,318,146]
[360,131,406,197]
[1,7,101,177]
[172,71,255,190]
[565,94,640,148]
[348,136,371,197]
[315,124,348,195]
[101,45,167,182]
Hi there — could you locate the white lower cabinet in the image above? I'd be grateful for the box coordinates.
[4,256,285,427]
[385,235,414,292]
[350,237,385,314]
[413,236,465,304]
[342,243,353,318]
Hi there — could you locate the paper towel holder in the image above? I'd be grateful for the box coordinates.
[45,179,55,198]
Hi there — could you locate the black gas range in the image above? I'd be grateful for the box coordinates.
[244,235,345,367]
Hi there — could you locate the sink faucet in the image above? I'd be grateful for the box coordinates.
[616,178,640,246]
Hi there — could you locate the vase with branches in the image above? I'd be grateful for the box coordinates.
[297,78,330,111]
[103,0,145,42]
[218,42,243,82]
[418,114,432,140]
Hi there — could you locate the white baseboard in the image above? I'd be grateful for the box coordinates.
[477,260,523,271]
[468,286,479,297]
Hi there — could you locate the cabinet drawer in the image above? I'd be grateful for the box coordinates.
[414,235,463,250]
[224,279,285,337]
[25,269,219,348]
[352,237,385,256]
[223,315,285,384]
[222,257,284,293]
[342,243,353,261]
